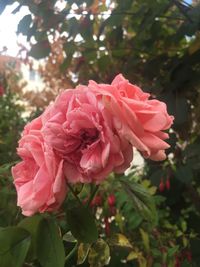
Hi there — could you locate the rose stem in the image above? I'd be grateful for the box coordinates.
[65,242,79,262]
[87,184,99,208]
[66,182,82,206]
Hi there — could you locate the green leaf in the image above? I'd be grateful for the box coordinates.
[119,178,158,226]
[127,250,141,261]
[18,214,43,260]
[98,55,111,71]
[0,162,15,175]
[67,17,79,38]
[167,246,179,258]
[73,183,84,195]
[181,260,193,267]
[66,205,98,243]
[29,41,51,59]
[77,243,91,265]
[114,213,124,232]
[35,31,48,42]
[84,50,97,62]
[108,233,132,248]
[17,15,32,35]
[150,169,165,187]
[175,165,193,184]
[27,22,37,41]
[139,228,150,253]
[63,231,77,243]
[36,218,65,267]
[61,41,76,71]
[174,96,189,125]
[0,227,31,267]
[80,15,93,41]
[88,239,110,267]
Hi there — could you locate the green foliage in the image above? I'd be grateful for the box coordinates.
[0,92,25,164]
[0,227,31,267]
[88,239,110,267]
[108,233,132,249]
[29,41,51,59]
[17,14,32,35]
[36,217,65,267]
[119,176,158,226]
[77,243,91,265]
[18,215,43,260]
[66,204,98,243]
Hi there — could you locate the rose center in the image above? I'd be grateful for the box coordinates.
[79,128,99,150]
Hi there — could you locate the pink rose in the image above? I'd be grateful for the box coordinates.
[88,74,173,160]
[12,117,67,216]
[42,86,133,184]
[12,73,173,216]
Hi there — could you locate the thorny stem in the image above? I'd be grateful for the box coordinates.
[65,183,99,263]
[66,182,82,206]
[65,242,79,262]
[87,184,99,208]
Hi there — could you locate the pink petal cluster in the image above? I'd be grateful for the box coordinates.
[12,74,173,216]
[12,117,67,216]
[89,74,173,161]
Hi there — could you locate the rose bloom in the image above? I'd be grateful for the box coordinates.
[12,117,67,216]
[42,74,173,183]
[42,85,133,184]
[12,74,173,215]
[88,74,174,161]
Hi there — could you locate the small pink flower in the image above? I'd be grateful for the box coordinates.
[12,117,67,216]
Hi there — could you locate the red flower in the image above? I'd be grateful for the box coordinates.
[159,179,165,192]
[108,194,116,206]
[165,178,170,190]
[91,195,102,206]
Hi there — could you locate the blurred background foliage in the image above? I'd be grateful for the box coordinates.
[0,0,200,266]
